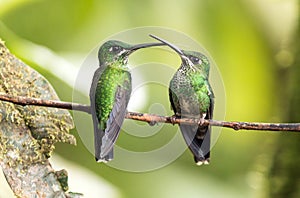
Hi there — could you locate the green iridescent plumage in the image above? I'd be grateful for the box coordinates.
[95,67,131,130]
[169,51,212,115]
[150,35,214,165]
[90,40,164,162]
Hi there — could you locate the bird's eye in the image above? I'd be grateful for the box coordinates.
[110,46,121,52]
[190,56,201,64]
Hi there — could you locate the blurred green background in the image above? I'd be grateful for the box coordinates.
[0,0,299,197]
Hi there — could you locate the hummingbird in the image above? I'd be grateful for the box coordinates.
[150,34,214,165]
[90,40,164,162]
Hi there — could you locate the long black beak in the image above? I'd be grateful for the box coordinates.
[149,34,184,56]
[129,42,165,52]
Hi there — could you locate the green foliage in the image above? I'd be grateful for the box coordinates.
[266,23,300,198]
[0,0,94,51]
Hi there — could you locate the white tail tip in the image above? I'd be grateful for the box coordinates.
[196,161,204,166]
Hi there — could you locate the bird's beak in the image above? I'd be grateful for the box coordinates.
[128,42,165,53]
[149,34,188,63]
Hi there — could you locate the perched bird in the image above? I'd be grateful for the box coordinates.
[150,35,214,165]
[90,40,164,162]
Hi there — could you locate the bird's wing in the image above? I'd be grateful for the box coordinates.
[194,88,214,163]
[99,73,132,160]
[90,66,107,161]
[206,81,215,119]
[169,75,181,114]
[169,87,178,113]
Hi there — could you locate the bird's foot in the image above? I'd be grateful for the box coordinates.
[170,114,180,125]
[198,117,206,126]
[148,120,157,126]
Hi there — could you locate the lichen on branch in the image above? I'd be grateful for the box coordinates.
[0,39,81,197]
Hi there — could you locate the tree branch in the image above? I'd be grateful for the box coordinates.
[0,40,81,197]
[0,92,91,113]
[0,93,299,132]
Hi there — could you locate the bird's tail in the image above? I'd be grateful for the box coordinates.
[179,124,211,165]
[93,125,114,163]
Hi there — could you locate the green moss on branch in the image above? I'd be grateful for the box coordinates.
[0,39,81,197]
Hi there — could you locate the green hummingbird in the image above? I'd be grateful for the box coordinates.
[150,35,214,165]
[90,40,164,162]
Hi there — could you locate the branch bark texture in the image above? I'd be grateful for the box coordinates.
[0,92,299,132]
[0,39,81,197]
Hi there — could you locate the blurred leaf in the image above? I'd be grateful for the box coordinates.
[265,19,300,198]
[0,0,94,51]
[0,21,79,92]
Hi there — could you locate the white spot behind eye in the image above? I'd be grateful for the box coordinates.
[117,49,127,56]
[109,47,113,52]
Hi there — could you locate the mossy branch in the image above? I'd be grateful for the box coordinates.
[0,40,82,198]
[0,93,299,132]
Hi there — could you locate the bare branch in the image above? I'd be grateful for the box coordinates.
[0,93,299,132]
[126,112,300,132]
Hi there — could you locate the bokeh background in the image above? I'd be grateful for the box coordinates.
[0,0,299,197]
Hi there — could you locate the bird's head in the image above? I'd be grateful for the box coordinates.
[98,40,164,67]
[149,34,210,78]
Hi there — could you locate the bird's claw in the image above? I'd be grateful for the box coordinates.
[170,114,180,125]
[198,117,205,126]
[148,120,157,126]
